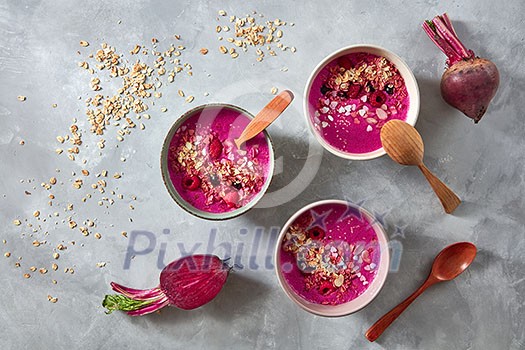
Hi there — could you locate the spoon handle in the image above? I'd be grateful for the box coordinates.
[234,90,294,148]
[418,163,461,214]
[365,279,434,342]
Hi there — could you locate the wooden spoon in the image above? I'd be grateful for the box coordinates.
[380,120,461,214]
[365,241,477,342]
[234,90,294,149]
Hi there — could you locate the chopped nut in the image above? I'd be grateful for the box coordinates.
[218,10,227,16]
[39,268,48,275]
[199,48,208,55]
[219,46,227,54]
[94,233,102,239]
[4,252,10,258]
[185,96,194,103]
[270,87,278,95]
[13,219,21,226]
[33,211,40,218]
[23,273,31,279]
[80,40,89,47]
[17,95,26,101]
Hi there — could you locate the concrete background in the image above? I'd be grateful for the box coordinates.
[1,0,524,349]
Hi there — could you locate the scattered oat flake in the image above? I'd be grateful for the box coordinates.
[80,40,89,47]
[96,262,107,268]
[200,48,208,55]
[185,96,194,103]
[218,10,227,16]
[17,95,26,101]
[13,220,21,226]
[270,87,278,95]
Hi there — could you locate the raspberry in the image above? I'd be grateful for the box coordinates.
[307,227,325,241]
[337,57,353,70]
[222,191,240,208]
[347,84,361,99]
[370,91,387,107]
[208,137,223,160]
[182,175,201,191]
[319,281,335,296]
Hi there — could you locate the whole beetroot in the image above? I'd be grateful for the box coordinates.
[103,254,231,316]
[423,13,499,123]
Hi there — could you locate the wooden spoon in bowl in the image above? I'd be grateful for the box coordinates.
[234,90,294,149]
[365,241,477,342]
[380,120,461,214]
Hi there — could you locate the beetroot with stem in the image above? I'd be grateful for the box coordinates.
[103,254,232,316]
[422,13,499,123]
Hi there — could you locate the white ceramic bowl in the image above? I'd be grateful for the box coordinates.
[304,44,420,160]
[274,199,390,317]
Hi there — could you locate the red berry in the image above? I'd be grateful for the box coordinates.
[182,175,201,191]
[222,191,240,208]
[347,84,362,99]
[208,137,223,160]
[307,227,325,241]
[337,57,353,70]
[370,91,387,107]
[319,281,335,296]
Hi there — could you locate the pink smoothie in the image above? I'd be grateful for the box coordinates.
[167,106,271,213]
[279,202,381,305]
[308,52,410,154]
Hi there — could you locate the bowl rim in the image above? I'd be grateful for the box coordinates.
[274,199,390,317]
[303,44,420,160]
[160,103,275,221]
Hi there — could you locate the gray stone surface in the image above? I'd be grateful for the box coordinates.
[1,0,524,349]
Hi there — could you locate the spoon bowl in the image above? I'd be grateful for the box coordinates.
[380,119,424,166]
[431,241,477,281]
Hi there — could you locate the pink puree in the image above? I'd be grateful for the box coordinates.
[167,106,271,213]
[308,52,410,154]
[280,203,381,305]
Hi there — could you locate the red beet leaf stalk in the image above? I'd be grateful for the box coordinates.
[422,13,499,123]
[102,255,231,316]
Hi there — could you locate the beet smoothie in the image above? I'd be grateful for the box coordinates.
[308,52,410,154]
[279,202,381,305]
[167,106,271,214]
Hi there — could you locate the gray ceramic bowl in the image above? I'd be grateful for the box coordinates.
[160,103,275,220]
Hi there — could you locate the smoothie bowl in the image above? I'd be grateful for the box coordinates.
[304,45,420,160]
[275,200,389,316]
[161,104,274,220]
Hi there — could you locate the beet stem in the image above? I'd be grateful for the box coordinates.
[422,21,462,65]
[423,13,475,67]
[126,297,169,317]
[111,282,163,301]
[441,13,457,36]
